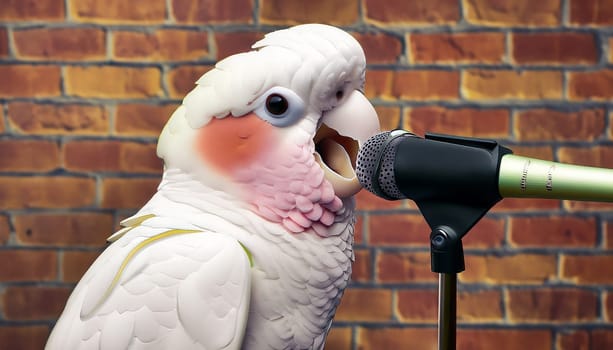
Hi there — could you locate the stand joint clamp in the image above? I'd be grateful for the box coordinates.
[430,226,465,274]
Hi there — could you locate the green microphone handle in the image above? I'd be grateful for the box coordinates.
[498,154,613,202]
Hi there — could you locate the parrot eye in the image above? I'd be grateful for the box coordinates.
[253,87,305,127]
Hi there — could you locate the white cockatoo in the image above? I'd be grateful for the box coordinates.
[47,24,379,350]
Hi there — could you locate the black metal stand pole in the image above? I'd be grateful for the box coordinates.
[438,273,457,350]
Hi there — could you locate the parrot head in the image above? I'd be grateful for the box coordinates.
[157,24,380,236]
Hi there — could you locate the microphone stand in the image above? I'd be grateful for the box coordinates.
[393,132,512,350]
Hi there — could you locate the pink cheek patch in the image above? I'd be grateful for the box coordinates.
[196,113,276,175]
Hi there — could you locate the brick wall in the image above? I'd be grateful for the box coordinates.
[1,0,612,349]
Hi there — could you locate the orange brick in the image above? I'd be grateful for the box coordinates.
[64,140,162,173]
[3,286,71,320]
[0,27,8,56]
[562,255,613,284]
[396,289,438,322]
[0,140,60,172]
[510,216,597,247]
[115,103,176,136]
[358,327,437,349]
[0,250,57,281]
[172,0,253,24]
[0,0,65,21]
[0,65,61,97]
[365,0,459,24]
[355,190,406,211]
[410,32,505,63]
[512,32,598,64]
[405,107,510,138]
[335,288,393,321]
[558,146,613,168]
[563,200,613,212]
[14,27,105,60]
[354,32,403,64]
[365,70,459,100]
[214,32,264,60]
[8,102,108,135]
[167,65,213,98]
[326,327,352,350]
[461,217,505,249]
[507,288,598,322]
[463,69,563,100]
[492,198,560,212]
[515,108,605,141]
[260,0,357,25]
[102,177,159,209]
[0,326,49,350]
[464,0,560,26]
[113,29,209,61]
[14,213,113,247]
[457,290,503,322]
[376,252,437,283]
[70,0,166,23]
[369,214,429,246]
[0,176,96,209]
[460,254,557,284]
[352,249,372,282]
[0,215,9,245]
[570,0,613,25]
[65,66,162,98]
[457,329,551,349]
[374,106,401,131]
[62,250,101,282]
[568,70,613,100]
[609,37,613,63]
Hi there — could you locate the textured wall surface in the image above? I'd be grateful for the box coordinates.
[1,0,613,349]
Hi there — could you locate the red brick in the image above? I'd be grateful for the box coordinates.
[172,0,253,24]
[457,329,551,350]
[376,252,437,283]
[405,107,510,138]
[64,140,162,173]
[570,0,613,25]
[492,198,561,212]
[14,213,113,247]
[365,70,459,100]
[358,327,437,349]
[369,214,429,246]
[558,146,613,168]
[463,69,563,100]
[464,0,560,26]
[0,177,96,209]
[354,215,364,245]
[14,28,105,60]
[0,215,9,245]
[8,102,108,135]
[568,70,613,100]
[326,327,352,350]
[609,38,613,63]
[515,108,605,141]
[354,32,403,64]
[410,32,505,63]
[65,66,162,98]
[460,254,557,284]
[335,288,393,321]
[0,65,61,97]
[352,249,372,282]
[607,220,613,249]
[512,32,598,64]
[62,250,101,282]
[508,288,598,322]
[167,65,213,98]
[0,326,49,350]
[607,292,613,320]
[562,255,613,284]
[563,200,613,212]
[0,250,57,281]
[510,216,597,247]
[558,330,589,350]
[396,289,438,322]
[0,0,65,21]
[70,0,166,23]
[374,106,401,131]
[355,190,406,211]
[3,286,71,320]
[113,29,209,61]
[0,27,8,56]
[0,140,60,172]
[461,217,505,249]
[115,103,176,136]
[214,32,264,60]
[457,290,503,322]
[365,0,459,24]
[101,178,159,209]
[505,145,554,160]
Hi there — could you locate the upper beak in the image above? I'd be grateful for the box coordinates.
[314,90,380,198]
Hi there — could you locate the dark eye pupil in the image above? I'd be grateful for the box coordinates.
[266,94,288,116]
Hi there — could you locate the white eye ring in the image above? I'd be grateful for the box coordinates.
[253,86,305,127]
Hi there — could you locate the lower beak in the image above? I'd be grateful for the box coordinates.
[314,91,380,198]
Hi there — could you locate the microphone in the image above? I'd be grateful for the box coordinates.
[356,130,613,203]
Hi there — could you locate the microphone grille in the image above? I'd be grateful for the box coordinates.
[357,131,405,199]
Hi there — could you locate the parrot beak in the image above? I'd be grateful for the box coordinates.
[314,90,380,198]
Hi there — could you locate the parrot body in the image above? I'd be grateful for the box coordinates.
[47,24,379,350]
